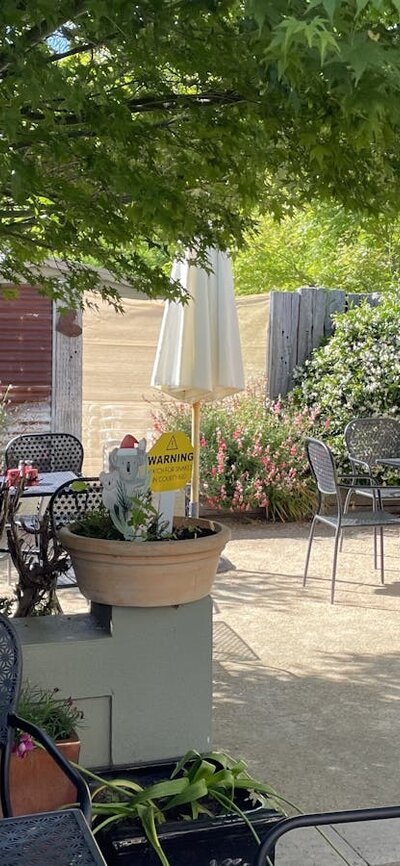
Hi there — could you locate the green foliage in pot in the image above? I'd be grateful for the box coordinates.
[79,750,285,866]
[14,683,84,757]
[292,292,400,461]
[152,379,318,521]
[71,498,214,543]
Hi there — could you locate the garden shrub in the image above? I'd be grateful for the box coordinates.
[152,379,317,521]
[292,292,400,458]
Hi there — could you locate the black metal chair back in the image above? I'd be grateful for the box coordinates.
[305,437,340,503]
[49,477,103,532]
[0,615,21,797]
[5,433,84,474]
[0,614,91,820]
[344,417,400,469]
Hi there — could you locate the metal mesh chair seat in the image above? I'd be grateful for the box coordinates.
[304,438,400,603]
[5,434,84,474]
[0,810,105,866]
[318,509,400,528]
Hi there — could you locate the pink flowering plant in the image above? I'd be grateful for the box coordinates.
[152,379,319,521]
[13,683,84,758]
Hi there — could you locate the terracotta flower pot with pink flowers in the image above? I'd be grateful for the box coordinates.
[3,684,84,817]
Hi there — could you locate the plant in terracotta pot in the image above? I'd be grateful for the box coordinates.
[7,683,84,816]
[58,436,230,607]
[78,749,285,866]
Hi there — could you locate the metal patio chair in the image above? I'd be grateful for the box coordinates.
[344,417,400,565]
[4,434,84,574]
[304,437,400,603]
[0,613,106,865]
[255,804,400,865]
[49,477,103,588]
[5,432,84,544]
[49,476,103,533]
[344,417,400,486]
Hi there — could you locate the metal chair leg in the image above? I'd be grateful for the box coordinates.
[303,517,317,587]
[340,489,353,552]
[372,494,378,569]
[331,528,341,604]
[380,527,384,584]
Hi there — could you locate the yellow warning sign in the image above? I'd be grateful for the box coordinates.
[148,430,194,492]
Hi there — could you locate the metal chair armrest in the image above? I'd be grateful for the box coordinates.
[349,457,371,472]
[9,713,91,822]
[255,804,400,865]
[338,475,382,489]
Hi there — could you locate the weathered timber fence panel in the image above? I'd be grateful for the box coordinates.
[267,287,379,399]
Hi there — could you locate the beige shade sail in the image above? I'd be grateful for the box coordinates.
[151,248,245,516]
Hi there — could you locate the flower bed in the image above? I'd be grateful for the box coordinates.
[152,379,318,521]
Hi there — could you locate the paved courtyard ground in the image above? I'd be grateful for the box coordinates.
[2,518,400,865]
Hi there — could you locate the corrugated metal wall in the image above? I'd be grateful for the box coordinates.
[0,286,52,404]
[0,287,52,447]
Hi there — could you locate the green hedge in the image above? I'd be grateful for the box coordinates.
[292,292,400,458]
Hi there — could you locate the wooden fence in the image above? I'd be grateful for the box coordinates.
[267,287,379,400]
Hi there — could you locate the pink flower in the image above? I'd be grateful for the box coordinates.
[200,437,206,447]
[12,733,35,758]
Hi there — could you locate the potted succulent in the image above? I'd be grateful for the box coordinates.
[7,683,84,816]
[78,750,284,866]
[58,437,230,607]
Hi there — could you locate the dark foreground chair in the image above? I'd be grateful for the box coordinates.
[304,437,400,603]
[0,614,106,865]
[255,805,400,865]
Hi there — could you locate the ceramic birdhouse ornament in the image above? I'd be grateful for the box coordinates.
[99,435,153,540]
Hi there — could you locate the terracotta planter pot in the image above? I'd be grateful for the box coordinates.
[7,738,80,816]
[58,517,230,607]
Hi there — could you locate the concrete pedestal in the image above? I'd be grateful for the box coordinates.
[14,598,212,768]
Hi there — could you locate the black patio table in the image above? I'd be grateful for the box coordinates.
[0,809,106,866]
[0,470,78,498]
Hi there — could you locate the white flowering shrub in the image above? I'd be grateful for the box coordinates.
[293,292,400,458]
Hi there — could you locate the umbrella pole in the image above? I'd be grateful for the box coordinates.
[190,401,201,518]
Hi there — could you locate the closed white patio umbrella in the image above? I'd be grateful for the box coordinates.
[151,247,245,516]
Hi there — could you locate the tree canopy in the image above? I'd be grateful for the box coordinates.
[234,203,400,294]
[3,0,400,307]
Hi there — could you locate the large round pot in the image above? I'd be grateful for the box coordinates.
[58,517,230,607]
